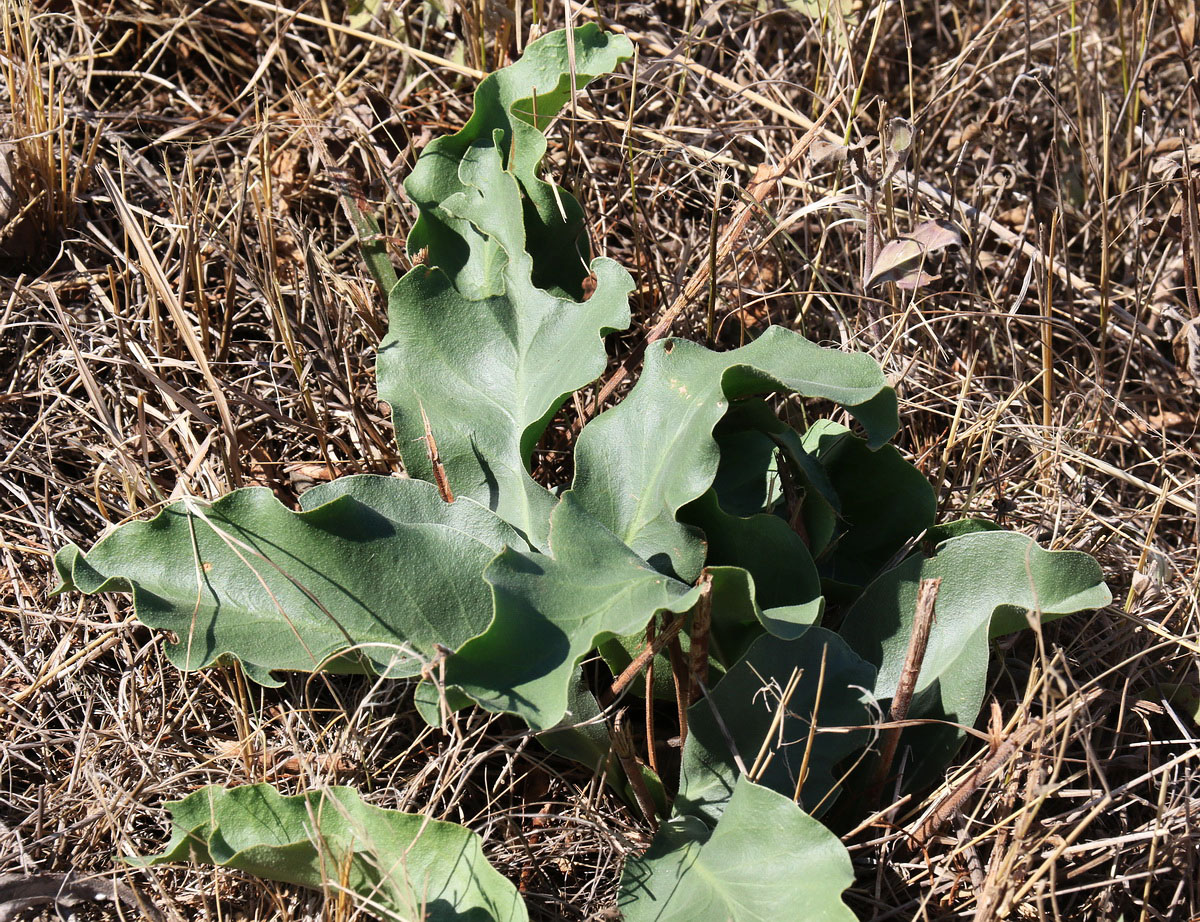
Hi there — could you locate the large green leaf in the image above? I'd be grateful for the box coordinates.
[406,24,633,297]
[137,784,525,922]
[838,530,1111,786]
[570,329,898,581]
[619,777,856,922]
[706,399,842,558]
[377,26,634,546]
[380,133,632,548]
[676,629,875,823]
[52,476,521,686]
[442,492,705,731]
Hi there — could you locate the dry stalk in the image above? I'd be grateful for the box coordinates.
[665,630,690,748]
[685,574,712,705]
[609,711,658,828]
[602,610,687,705]
[587,101,840,414]
[869,577,941,803]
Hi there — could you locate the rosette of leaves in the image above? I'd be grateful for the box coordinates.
[53,24,1110,922]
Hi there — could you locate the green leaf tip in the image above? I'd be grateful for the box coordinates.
[141,783,526,922]
[406,24,633,295]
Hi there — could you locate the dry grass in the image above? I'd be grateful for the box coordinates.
[1,0,1198,919]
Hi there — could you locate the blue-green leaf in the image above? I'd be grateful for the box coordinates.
[570,330,898,581]
[139,784,526,922]
[619,777,855,922]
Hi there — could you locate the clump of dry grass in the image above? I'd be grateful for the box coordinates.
[0,2,95,272]
[1,0,1197,919]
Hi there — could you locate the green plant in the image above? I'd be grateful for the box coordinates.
[53,25,1110,921]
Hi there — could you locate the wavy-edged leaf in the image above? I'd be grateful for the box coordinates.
[801,419,935,587]
[838,530,1111,785]
[53,476,522,686]
[570,328,898,581]
[137,784,526,922]
[865,219,962,290]
[377,26,633,545]
[709,399,841,556]
[680,489,822,616]
[443,492,704,731]
[619,777,855,922]
[380,134,633,548]
[406,24,633,297]
[676,629,875,823]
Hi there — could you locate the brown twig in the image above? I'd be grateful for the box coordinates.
[665,630,691,748]
[793,642,829,804]
[905,719,1039,854]
[905,687,1105,852]
[869,577,941,803]
[685,574,712,705]
[643,619,658,774]
[602,610,688,705]
[610,710,658,828]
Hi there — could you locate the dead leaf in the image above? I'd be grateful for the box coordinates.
[1119,409,1194,437]
[287,461,337,488]
[1173,317,1200,386]
[865,219,963,289]
[1179,13,1195,50]
[946,123,982,152]
[894,269,940,290]
[807,137,849,164]
[909,219,963,251]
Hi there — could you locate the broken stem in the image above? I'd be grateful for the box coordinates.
[666,630,690,747]
[869,577,941,803]
[748,666,803,782]
[611,710,658,828]
[644,620,658,774]
[603,610,687,705]
[685,574,713,705]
